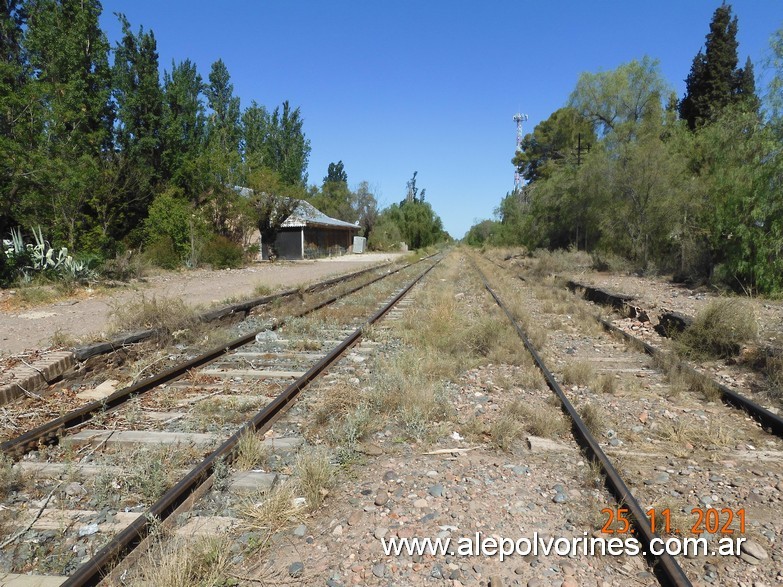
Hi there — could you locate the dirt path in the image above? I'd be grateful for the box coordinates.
[0,253,402,358]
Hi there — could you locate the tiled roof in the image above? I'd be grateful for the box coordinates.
[232,185,358,230]
[281,200,359,230]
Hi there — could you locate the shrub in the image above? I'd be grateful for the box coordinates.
[201,235,244,269]
[675,298,758,358]
[109,294,199,336]
[144,188,210,266]
[101,251,148,281]
[144,236,181,269]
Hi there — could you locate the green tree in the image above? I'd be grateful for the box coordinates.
[308,161,355,221]
[373,200,446,250]
[690,107,783,292]
[109,13,163,242]
[765,25,783,131]
[23,0,113,249]
[324,160,347,184]
[464,219,500,247]
[240,100,268,172]
[205,59,240,150]
[679,4,757,129]
[404,171,425,203]
[0,0,33,237]
[734,56,760,113]
[247,167,303,259]
[569,56,668,140]
[202,59,241,189]
[512,107,595,182]
[260,100,310,186]
[354,181,378,239]
[160,59,205,198]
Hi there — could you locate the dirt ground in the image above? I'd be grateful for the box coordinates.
[0,253,402,358]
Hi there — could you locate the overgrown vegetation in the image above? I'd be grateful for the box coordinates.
[674,298,758,358]
[467,7,783,295]
[0,2,447,281]
[139,531,237,587]
[508,399,569,438]
[109,294,199,337]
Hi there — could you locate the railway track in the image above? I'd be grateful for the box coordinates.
[0,255,433,449]
[0,259,409,406]
[472,253,781,586]
[3,249,780,586]
[0,256,440,586]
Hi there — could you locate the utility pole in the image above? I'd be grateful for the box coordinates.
[576,133,591,166]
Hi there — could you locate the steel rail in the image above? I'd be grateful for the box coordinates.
[497,263,783,439]
[2,256,428,457]
[470,258,692,587]
[60,257,440,587]
[73,259,399,361]
[596,317,783,438]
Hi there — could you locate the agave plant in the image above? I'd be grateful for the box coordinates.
[2,226,96,283]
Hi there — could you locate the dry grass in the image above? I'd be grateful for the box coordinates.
[109,294,199,337]
[293,447,335,512]
[655,352,722,402]
[193,396,262,427]
[579,403,607,437]
[238,482,302,537]
[91,445,196,507]
[508,400,568,438]
[765,355,783,400]
[656,418,701,446]
[582,459,605,489]
[675,298,758,358]
[528,249,592,277]
[562,361,595,387]
[458,416,489,441]
[311,381,363,429]
[254,283,272,296]
[233,430,269,471]
[0,455,21,497]
[139,532,234,587]
[592,373,617,394]
[489,416,524,451]
[365,352,452,441]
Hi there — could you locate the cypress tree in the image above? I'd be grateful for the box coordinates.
[734,56,760,114]
[160,59,206,198]
[680,4,757,129]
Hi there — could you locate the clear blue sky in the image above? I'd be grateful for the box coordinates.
[99,1,782,239]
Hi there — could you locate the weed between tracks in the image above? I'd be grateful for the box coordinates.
[139,526,237,587]
[304,254,535,458]
[233,430,270,470]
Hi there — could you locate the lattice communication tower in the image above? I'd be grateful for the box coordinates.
[513,113,528,192]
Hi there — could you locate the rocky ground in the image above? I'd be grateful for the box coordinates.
[232,251,782,587]
[4,248,782,586]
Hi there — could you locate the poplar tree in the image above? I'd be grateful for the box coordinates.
[109,14,163,239]
[0,0,31,236]
[241,100,269,172]
[160,59,205,198]
[24,0,113,248]
[260,101,310,187]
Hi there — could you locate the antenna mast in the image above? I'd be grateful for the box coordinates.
[513,113,528,193]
